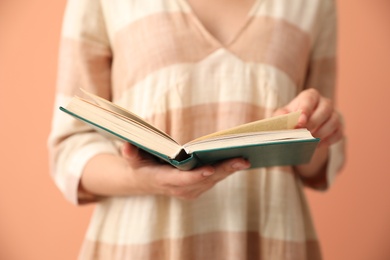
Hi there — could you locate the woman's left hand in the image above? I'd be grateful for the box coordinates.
[273,88,343,147]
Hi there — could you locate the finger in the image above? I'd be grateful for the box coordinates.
[163,157,249,188]
[273,107,291,117]
[312,110,340,139]
[168,177,218,200]
[276,89,321,128]
[169,184,213,201]
[163,167,219,200]
[295,89,321,128]
[306,97,333,132]
[157,159,249,200]
[168,159,250,200]
[210,158,250,181]
[326,127,344,146]
[121,142,139,160]
[273,106,305,129]
[155,165,215,188]
[319,123,344,147]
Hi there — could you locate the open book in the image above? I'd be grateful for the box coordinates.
[60,90,320,170]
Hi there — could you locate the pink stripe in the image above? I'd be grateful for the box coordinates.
[80,231,321,260]
[229,16,311,87]
[146,102,271,143]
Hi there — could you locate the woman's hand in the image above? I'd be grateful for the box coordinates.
[273,88,344,179]
[80,142,250,201]
[120,142,250,200]
[274,88,343,147]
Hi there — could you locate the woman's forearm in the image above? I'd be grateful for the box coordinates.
[78,143,251,201]
[80,153,138,197]
[294,144,329,179]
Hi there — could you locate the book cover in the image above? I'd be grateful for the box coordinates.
[60,92,320,170]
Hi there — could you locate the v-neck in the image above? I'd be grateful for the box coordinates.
[178,0,262,48]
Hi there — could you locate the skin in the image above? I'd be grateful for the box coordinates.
[79,1,344,201]
[80,88,344,201]
[274,88,344,179]
[186,0,256,45]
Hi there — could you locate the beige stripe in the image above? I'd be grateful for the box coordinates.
[229,16,311,87]
[83,169,315,244]
[112,14,309,94]
[101,1,190,37]
[112,12,219,95]
[303,57,336,98]
[116,51,297,118]
[80,231,321,260]
[56,38,112,99]
[146,102,270,144]
[254,0,322,33]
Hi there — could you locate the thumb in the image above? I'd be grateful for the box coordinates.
[273,107,291,117]
[273,106,307,129]
[121,142,140,161]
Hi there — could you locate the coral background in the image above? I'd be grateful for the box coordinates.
[1,1,389,259]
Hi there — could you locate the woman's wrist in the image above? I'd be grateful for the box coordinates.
[80,153,139,197]
[294,144,329,179]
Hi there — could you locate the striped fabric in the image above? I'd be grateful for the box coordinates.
[48,0,345,259]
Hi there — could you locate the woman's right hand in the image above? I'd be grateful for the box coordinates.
[80,142,250,201]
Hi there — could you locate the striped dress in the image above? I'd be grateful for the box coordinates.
[48,0,345,259]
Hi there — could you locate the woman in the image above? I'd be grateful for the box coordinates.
[48,0,345,259]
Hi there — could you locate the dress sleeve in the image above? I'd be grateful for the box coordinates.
[300,0,346,190]
[48,0,118,204]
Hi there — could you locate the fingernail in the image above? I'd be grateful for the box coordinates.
[232,162,248,170]
[202,170,214,177]
[296,115,307,128]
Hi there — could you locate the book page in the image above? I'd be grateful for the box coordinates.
[185,128,313,153]
[80,89,177,143]
[64,98,183,158]
[189,111,301,143]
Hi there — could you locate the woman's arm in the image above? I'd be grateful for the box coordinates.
[273,88,344,180]
[80,142,250,201]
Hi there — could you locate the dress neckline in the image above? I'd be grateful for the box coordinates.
[178,0,262,48]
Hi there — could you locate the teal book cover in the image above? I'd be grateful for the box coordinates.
[59,91,320,171]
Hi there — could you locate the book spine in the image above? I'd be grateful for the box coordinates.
[169,153,199,170]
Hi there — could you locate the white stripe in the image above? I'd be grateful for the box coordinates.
[117,49,296,118]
